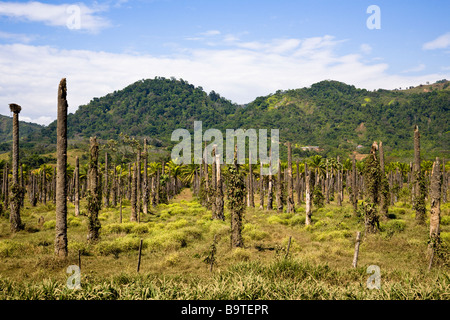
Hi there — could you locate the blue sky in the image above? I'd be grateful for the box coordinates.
[0,0,449,125]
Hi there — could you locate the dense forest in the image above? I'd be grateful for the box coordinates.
[230,80,449,159]
[42,77,238,144]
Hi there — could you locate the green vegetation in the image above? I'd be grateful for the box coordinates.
[1,78,449,163]
[0,77,449,300]
[231,80,450,160]
[0,188,448,300]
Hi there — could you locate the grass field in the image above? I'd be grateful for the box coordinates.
[0,188,449,300]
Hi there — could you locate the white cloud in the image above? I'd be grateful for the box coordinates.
[0,30,34,43]
[20,115,51,125]
[360,44,372,54]
[423,32,450,50]
[200,30,221,36]
[0,1,110,33]
[401,63,426,73]
[0,37,448,125]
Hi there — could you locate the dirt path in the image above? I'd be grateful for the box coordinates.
[171,187,195,203]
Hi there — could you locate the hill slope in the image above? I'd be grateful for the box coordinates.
[229,80,450,158]
[2,78,449,161]
[0,114,44,152]
[41,77,238,145]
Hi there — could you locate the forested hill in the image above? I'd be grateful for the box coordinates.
[41,77,238,145]
[228,80,450,158]
[0,114,43,152]
[3,77,450,161]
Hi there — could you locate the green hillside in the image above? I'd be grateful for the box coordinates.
[1,77,449,163]
[229,80,450,160]
[0,114,43,143]
[0,114,46,160]
[41,77,238,145]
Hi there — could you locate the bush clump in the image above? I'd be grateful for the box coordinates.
[243,223,269,241]
[96,237,144,257]
[0,241,26,258]
[43,220,56,230]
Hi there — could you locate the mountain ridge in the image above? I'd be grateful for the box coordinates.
[0,77,449,162]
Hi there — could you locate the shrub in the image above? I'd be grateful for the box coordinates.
[166,219,188,230]
[382,220,406,232]
[68,241,91,255]
[131,224,150,234]
[231,247,250,261]
[314,230,351,241]
[381,220,406,238]
[99,212,110,221]
[0,241,25,258]
[441,216,450,226]
[164,252,181,266]
[267,215,287,225]
[43,220,56,230]
[160,212,171,220]
[68,216,81,227]
[313,186,325,208]
[390,207,406,216]
[290,215,305,226]
[146,227,202,251]
[243,224,269,241]
[441,232,450,245]
[96,237,143,257]
[201,219,228,237]
[313,220,327,229]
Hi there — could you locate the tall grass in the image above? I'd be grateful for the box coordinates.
[0,258,448,300]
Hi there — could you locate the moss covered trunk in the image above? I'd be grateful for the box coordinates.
[9,103,24,232]
[305,163,312,225]
[413,125,426,224]
[143,139,149,214]
[287,142,295,213]
[130,161,138,222]
[215,151,224,220]
[228,146,246,248]
[87,137,101,241]
[276,159,283,213]
[428,158,441,262]
[74,157,80,217]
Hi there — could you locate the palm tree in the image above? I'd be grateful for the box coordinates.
[165,160,183,196]
[308,155,325,178]
[179,163,198,185]
[355,160,365,173]
[397,162,410,182]
[148,162,162,176]
[293,162,305,175]
[342,158,352,173]
[385,162,397,174]
[421,160,433,176]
